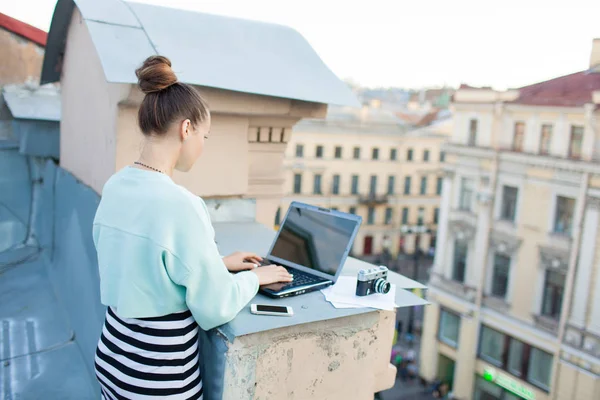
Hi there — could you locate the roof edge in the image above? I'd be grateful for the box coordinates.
[40,0,75,85]
[0,12,48,46]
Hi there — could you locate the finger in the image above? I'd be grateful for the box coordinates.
[241,252,262,261]
[240,262,259,270]
[246,256,262,264]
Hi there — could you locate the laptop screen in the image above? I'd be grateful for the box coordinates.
[269,205,358,277]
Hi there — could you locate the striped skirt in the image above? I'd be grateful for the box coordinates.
[95,307,203,400]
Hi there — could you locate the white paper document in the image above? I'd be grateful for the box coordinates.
[321,276,399,310]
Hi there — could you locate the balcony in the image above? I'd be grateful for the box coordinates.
[564,325,600,359]
[429,272,478,303]
[358,193,389,205]
[532,314,559,335]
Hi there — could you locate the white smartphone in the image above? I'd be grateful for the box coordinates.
[250,304,293,317]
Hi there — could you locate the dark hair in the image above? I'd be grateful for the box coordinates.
[135,55,209,135]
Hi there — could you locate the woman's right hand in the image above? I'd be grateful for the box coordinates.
[251,265,293,286]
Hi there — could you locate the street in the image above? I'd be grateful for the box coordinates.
[359,253,436,400]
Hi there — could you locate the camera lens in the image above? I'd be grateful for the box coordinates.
[374,278,391,294]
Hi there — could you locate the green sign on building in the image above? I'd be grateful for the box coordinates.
[483,368,535,400]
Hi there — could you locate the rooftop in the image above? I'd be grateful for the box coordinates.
[509,70,600,108]
[294,105,408,136]
[41,0,359,107]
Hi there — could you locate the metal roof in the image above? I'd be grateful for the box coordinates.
[2,84,61,121]
[41,0,359,107]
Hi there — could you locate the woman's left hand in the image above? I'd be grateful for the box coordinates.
[222,251,263,272]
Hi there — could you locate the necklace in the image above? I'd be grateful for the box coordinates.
[134,161,163,174]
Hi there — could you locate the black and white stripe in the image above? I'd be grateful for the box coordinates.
[95,307,203,399]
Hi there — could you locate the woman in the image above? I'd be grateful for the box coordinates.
[93,55,293,399]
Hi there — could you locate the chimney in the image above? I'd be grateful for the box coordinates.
[590,38,600,69]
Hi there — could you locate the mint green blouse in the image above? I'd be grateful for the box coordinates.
[93,167,259,330]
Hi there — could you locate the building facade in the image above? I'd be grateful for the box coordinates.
[420,40,600,400]
[280,105,451,257]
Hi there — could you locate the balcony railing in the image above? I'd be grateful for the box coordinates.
[564,324,600,359]
[429,272,478,303]
[358,193,389,205]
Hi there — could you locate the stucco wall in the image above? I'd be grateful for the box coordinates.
[60,9,128,194]
[0,28,44,86]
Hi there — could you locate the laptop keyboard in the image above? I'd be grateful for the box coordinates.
[260,260,326,287]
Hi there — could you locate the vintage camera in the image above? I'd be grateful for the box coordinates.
[356,266,391,296]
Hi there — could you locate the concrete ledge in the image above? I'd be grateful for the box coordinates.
[222,310,397,399]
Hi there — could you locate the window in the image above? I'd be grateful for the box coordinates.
[332,174,340,195]
[401,207,409,224]
[541,269,565,319]
[372,148,379,160]
[390,148,397,161]
[334,146,342,159]
[420,176,428,195]
[349,206,356,215]
[440,151,446,162]
[480,326,505,366]
[433,208,439,224]
[528,348,553,390]
[315,145,324,158]
[313,174,322,194]
[293,173,302,194]
[385,207,393,225]
[459,178,474,211]
[353,147,361,159]
[513,122,525,152]
[436,177,443,195]
[492,254,511,298]
[331,207,338,211]
[507,339,525,377]
[367,207,375,225]
[438,309,460,347]
[351,175,359,195]
[500,186,518,221]
[404,176,412,195]
[478,325,554,391]
[369,175,377,195]
[469,119,478,146]
[553,196,575,235]
[539,124,552,155]
[295,144,304,157]
[569,126,583,159]
[274,207,281,226]
[417,207,425,225]
[407,148,414,161]
[423,150,430,162]
[452,241,467,283]
[387,176,395,195]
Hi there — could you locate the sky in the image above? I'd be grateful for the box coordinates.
[2,0,600,90]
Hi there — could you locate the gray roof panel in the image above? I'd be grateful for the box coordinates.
[2,85,61,121]
[86,20,155,83]
[76,0,140,27]
[41,0,359,107]
[126,2,358,106]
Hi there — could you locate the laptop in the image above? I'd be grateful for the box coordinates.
[258,201,362,298]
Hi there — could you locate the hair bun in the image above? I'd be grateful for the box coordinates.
[135,55,178,94]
